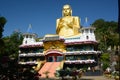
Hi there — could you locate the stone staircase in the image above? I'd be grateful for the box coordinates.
[38,62,61,78]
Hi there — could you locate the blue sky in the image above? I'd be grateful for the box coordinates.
[0,0,118,37]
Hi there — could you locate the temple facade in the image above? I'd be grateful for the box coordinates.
[18,4,101,78]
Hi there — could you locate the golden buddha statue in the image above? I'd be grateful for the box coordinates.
[56,4,80,37]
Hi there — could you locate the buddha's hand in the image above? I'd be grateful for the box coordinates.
[67,22,74,28]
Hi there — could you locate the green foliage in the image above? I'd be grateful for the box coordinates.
[0,31,23,59]
[92,19,118,52]
[102,63,109,71]
[0,16,7,38]
[0,16,7,56]
[101,53,110,71]
[101,53,110,61]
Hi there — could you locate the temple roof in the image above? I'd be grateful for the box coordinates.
[82,17,91,27]
[27,24,33,33]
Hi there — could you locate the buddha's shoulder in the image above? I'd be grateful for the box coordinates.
[57,16,80,20]
[73,16,80,19]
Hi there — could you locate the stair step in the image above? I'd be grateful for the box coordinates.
[38,62,61,78]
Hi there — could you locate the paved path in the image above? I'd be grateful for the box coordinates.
[80,76,114,80]
[39,76,115,80]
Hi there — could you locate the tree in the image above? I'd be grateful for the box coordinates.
[0,16,7,55]
[92,19,118,52]
[100,53,110,71]
[0,16,7,38]
[2,31,23,59]
[0,31,23,80]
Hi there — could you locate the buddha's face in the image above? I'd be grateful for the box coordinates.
[62,5,72,16]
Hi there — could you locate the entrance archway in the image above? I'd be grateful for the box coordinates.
[45,50,64,62]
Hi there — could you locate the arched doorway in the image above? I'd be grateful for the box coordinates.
[45,50,64,62]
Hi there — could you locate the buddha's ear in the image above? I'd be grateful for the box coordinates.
[71,9,72,16]
[62,10,64,17]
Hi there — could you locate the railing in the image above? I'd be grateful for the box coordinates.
[65,51,101,55]
[18,61,38,65]
[19,53,44,57]
[65,59,96,64]
[60,60,64,69]
[56,60,65,72]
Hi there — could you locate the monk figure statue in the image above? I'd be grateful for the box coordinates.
[56,4,80,37]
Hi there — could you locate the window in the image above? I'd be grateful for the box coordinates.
[86,36,89,39]
[57,56,63,62]
[30,35,32,38]
[47,56,54,62]
[25,40,27,44]
[90,29,92,33]
[82,30,84,34]
[26,35,28,38]
[86,29,89,33]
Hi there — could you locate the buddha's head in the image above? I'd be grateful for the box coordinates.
[62,4,72,17]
